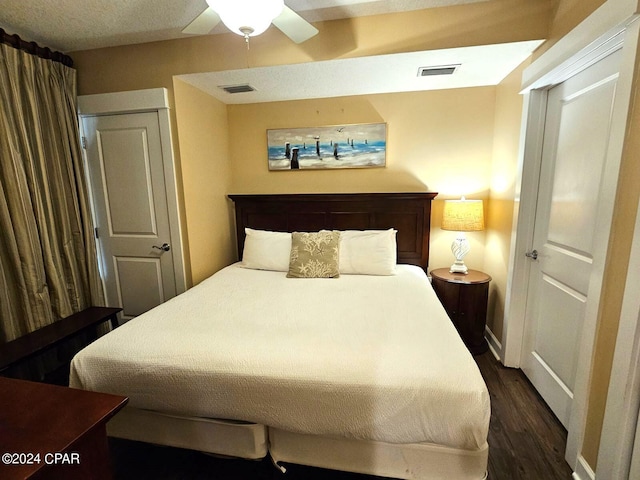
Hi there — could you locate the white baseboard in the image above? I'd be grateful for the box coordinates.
[572,455,595,480]
[485,326,502,362]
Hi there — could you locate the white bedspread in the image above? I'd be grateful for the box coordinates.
[70,264,489,450]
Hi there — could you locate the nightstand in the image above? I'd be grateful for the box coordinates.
[430,268,491,355]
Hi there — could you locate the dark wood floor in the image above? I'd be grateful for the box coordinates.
[475,352,573,479]
[109,352,574,479]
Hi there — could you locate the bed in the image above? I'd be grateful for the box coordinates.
[70,192,490,480]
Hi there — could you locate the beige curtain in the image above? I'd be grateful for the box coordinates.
[0,44,104,342]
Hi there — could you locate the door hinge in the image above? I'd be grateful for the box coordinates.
[94,227,99,239]
[81,136,87,149]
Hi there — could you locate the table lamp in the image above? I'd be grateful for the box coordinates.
[441,197,484,274]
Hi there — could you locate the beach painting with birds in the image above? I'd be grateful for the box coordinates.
[267,123,387,170]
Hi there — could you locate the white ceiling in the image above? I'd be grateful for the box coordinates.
[178,40,543,104]
[0,0,489,52]
[0,0,542,104]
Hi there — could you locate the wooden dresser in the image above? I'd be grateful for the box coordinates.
[0,377,127,480]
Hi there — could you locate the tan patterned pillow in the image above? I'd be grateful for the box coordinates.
[287,230,340,278]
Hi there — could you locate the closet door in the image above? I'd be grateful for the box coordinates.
[82,110,182,321]
[78,88,187,320]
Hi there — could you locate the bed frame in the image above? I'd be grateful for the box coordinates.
[229,192,437,271]
[107,192,489,480]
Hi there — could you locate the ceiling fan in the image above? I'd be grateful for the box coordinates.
[183,0,319,44]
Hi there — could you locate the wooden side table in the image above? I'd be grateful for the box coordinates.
[0,377,128,480]
[430,268,491,355]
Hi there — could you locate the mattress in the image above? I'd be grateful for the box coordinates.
[70,264,489,450]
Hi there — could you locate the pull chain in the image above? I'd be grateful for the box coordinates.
[244,35,250,68]
[240,27,252,68]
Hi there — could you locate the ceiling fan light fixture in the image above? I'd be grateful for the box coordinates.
[207,0,284,37]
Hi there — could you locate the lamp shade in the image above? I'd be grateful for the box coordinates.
[441,198,484,232]
[207,0,284,37]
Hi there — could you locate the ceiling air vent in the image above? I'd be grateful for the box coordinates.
[417,64,460,77]
[219,84,256,94]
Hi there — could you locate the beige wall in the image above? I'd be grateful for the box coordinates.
[483,58,531,342]
[227,88,496,270]
[173,79,235,285]
[545,0,608,52]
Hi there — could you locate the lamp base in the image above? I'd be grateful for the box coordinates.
[450,234,470,274]
[449,260,469,274]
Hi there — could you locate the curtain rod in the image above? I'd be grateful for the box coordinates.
[0,28,73,68]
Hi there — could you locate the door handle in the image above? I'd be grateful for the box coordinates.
[152,243,171,252]
[525,249,538,260]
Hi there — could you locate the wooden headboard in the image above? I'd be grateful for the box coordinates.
[228,193,437,271]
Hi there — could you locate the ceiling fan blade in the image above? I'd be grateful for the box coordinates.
[182,7,221,35]
[272,6,319,44]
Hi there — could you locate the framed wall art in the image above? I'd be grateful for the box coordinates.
[267,123,387,171]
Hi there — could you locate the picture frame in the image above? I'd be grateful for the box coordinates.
[267,123,387,170]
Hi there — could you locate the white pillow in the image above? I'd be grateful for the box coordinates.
[339,229,397,275]
[241,228,292,272]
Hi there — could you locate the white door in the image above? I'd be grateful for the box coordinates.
[83,112,178,321]
[521,49,621,428]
